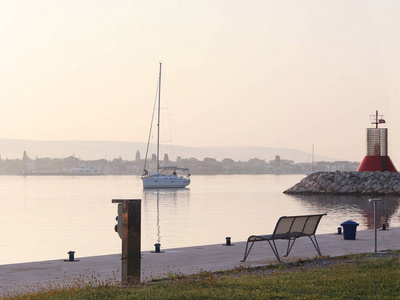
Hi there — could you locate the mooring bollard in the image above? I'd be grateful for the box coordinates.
[151,243,164,253]
[64,250,79,262]
[223,237,234,246]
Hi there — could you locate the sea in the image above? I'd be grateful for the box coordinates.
[0,174,399,265]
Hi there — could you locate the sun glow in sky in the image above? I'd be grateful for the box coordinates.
[1,0,400,165]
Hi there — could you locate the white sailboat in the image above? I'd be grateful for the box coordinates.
[141,63,191,188]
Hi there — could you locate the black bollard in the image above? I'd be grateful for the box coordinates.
[223,237,234,246]
[382,223,386,230]
[151,242,164,253]
[337,227,342,235]
[64,250,79,262]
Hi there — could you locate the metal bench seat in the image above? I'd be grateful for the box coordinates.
[242,214,327,262]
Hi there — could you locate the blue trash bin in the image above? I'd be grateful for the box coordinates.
[340,220,359,240]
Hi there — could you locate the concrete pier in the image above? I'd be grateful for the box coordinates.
[1,227,399,297]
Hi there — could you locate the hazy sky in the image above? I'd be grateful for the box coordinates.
[1,1,400,165]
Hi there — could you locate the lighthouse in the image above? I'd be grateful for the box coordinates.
[357,110,397,172]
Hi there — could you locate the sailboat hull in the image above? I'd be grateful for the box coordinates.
[141,63,191,189]
[142,175,190,188]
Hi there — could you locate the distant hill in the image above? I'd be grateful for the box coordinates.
[0,138,335,163]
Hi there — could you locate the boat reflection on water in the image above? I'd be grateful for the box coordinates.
[290,194,400,229]
[142,188,191,250]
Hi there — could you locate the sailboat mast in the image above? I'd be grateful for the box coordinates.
[157,62,162,173]
[311,144,314,172]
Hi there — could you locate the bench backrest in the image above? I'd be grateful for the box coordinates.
[272,214,326,240]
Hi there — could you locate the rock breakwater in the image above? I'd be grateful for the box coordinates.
[284,171,400,195]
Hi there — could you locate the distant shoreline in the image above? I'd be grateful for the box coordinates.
[2,155,359,176]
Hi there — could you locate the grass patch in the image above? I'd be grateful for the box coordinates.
[4,251,399,299]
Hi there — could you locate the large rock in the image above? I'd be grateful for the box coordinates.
[283,171,400,195]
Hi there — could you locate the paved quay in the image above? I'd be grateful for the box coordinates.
[1,227,399,297]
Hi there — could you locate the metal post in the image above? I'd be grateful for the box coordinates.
[369,198,381,253]
[112,199,141,284]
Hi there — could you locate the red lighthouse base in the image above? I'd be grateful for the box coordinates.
[357,156,398,172]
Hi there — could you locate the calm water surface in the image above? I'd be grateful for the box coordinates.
[0,175,399,265]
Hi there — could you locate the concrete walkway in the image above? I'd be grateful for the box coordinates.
[1,227,399,297]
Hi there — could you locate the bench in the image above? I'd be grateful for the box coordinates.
[241,213,327,262]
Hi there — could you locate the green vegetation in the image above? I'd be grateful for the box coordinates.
[4,252,399,300]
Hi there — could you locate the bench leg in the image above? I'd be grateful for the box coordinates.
[242,240,282,263]
[283,236,323,258]
[284,236,323,258]
[284,237,297,257]
[267,240,281,262]
[309,235,322,256]
[241,240,255,262]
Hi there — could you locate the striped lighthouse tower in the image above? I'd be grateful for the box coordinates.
[357,110,397,172]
